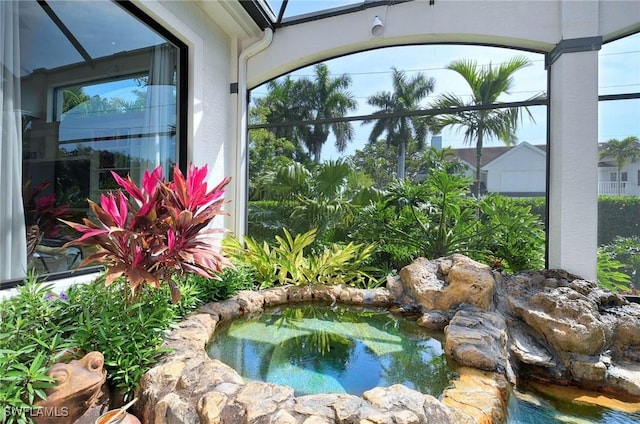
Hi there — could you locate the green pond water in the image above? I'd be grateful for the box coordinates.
[207,303,640,423]
[207,303,457,397]
[507,388,640,424]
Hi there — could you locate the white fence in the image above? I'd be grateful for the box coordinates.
[598,181,627,195]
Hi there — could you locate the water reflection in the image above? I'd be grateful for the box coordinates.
[207,303,457,396]
[507,387,640,424]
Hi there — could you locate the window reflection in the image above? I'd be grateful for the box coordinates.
[19,1,181,276]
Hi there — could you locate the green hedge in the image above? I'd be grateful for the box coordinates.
[598,196,640,245]
[506,196,640,246]
[250,196,640,249]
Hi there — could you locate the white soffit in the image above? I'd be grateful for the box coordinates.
[197,0,263,38]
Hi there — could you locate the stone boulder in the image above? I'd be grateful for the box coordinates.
[512,287,607,356]
[444,307,508,372]
[441,367,508,424]
[362,384,455,424]
[398,255,496,311]
[499,269,640,399]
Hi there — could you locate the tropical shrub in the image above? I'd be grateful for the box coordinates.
[61,164,232,303]
[598,235,640,292]
[249,160,382,247]
[364,171,479,260]
[349,172,546,273]
[223,228,380,288]
[597,250,633,293]
[349,200,419,271]
[477,194,545,272]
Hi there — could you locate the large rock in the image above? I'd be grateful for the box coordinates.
[520,288,607,355]
[444,307,508,372]
[442,367,508,424]
[363,384,455,424]
[399,255,496,311]
[609,303,640,361]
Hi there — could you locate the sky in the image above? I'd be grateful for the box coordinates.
[250,31,639,162]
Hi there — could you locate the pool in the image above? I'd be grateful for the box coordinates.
[506,386,640,423]
[207,303,458,397]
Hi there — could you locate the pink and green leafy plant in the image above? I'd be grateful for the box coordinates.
[60,164,232,303]
[23,180,70,238]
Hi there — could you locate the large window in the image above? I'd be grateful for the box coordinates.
[13,1,185,278]
[247,45,548,273]
[597,32,640,292]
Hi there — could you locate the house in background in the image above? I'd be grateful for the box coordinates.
[450,142,547,197]
[450,140,640,198]
[597,142,640,196]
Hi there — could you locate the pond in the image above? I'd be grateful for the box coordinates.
[507,387,640,424]
[207,302,640,423]
[207,303,457,397]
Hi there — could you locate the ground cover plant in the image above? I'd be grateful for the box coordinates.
[0,269,254,424]
[223,228,382,289]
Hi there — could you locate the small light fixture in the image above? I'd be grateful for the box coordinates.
[371,15,384,36]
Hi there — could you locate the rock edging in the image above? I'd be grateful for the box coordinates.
[136,282,502,423]
[137,253,640,423]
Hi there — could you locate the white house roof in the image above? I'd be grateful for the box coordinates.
[450,142,547,171]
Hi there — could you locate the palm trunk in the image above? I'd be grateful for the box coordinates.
[397,140,406,179]
[313,143,321,163]
[617,169,621,196]
[475,133,484,198]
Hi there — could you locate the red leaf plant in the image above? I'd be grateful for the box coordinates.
[23,179,71,238]
[60,164,232,303]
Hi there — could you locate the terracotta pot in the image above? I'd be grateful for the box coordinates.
[95,409,141,424]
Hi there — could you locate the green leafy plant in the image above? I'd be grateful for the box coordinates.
[224,228,379,288]
[54,278,175,401]
[61,164,232,303]
[597,250,633,293]
[0,274,75,424]
[0,267,254,414]
[381,171,478,259]
[350,171,545,274]
[477,194,545,272]
[598,236,640,292]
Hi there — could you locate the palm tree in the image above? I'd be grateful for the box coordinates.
[255,76,310,155]
[598,136,640,195]
[299,63,357,162]
[363,67,435,179]
[258,64,357,163]
[430,56,536,198]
